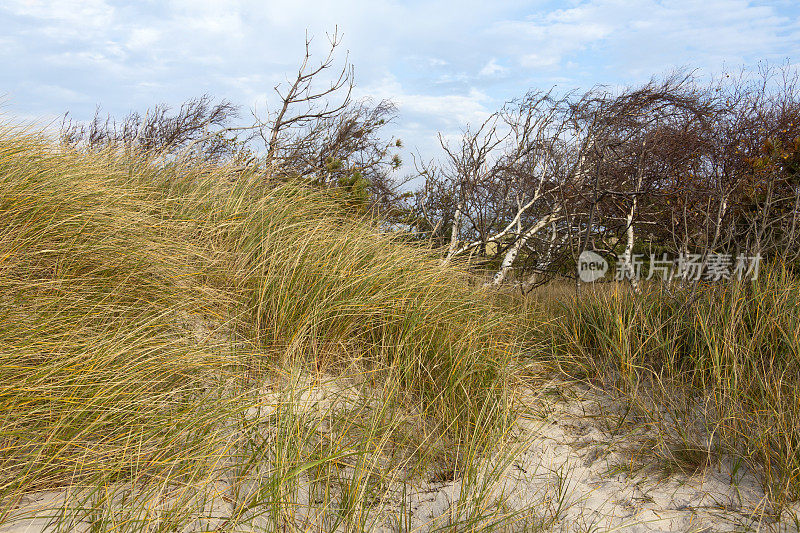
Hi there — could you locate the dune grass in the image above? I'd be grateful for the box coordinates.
[5,124,799,529]
[0,128,540,530]
[538,273,800,509]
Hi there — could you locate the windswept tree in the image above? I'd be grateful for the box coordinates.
[60,96,246,163]
[60,30,403,212]
[562,74,717,292]
[414,67,800,290]
[414,92,572,280]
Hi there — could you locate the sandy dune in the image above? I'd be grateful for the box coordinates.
[4,380,798,532]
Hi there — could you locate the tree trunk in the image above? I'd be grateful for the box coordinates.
[442,201,463,264]
[490,210,560,286]
[622,197,640,292]
[524,221,558,290]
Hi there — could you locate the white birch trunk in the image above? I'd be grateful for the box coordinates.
[622,139,645,292]
[442,201,463,264]
[524,220,558,289]
[490,208,561,286]
[621,197,639,292]
[447,160,549,259]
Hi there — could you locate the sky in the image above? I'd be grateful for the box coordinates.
[2,0,800,167]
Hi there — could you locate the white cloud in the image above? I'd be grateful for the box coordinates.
[519,52,561,69]
[479,58,507,77]
[127,28,161,50]
[1,0,799,165]
[3,0,115,37]
[490,0,800,78]
[361,74,492,128]
[405,56,449,69]
[31,84,91,103]
[357,73,495,164]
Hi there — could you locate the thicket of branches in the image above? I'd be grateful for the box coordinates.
[412,65,800,291]
[60,35,800,290]
[61,30,404,214]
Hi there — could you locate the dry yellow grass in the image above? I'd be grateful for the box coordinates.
[0,128,535,530]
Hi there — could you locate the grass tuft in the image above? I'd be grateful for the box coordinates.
[0,128,531,529]
[539,273,800,506]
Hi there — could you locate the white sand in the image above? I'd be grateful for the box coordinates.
[388,383,794,532]
[4,379,798,532]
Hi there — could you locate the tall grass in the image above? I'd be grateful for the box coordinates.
[0,128,532,529]
[542,273,800,507]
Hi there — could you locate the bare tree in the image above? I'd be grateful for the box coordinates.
[60,96,245,163]
[430,113,506,264]
[252,29,353,169]
[60,29,404,212]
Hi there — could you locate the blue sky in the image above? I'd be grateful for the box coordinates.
[2,0,799,164]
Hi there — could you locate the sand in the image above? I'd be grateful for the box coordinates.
[4,378,798,532]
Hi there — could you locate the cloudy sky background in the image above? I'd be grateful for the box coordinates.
[2,0,799,165]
